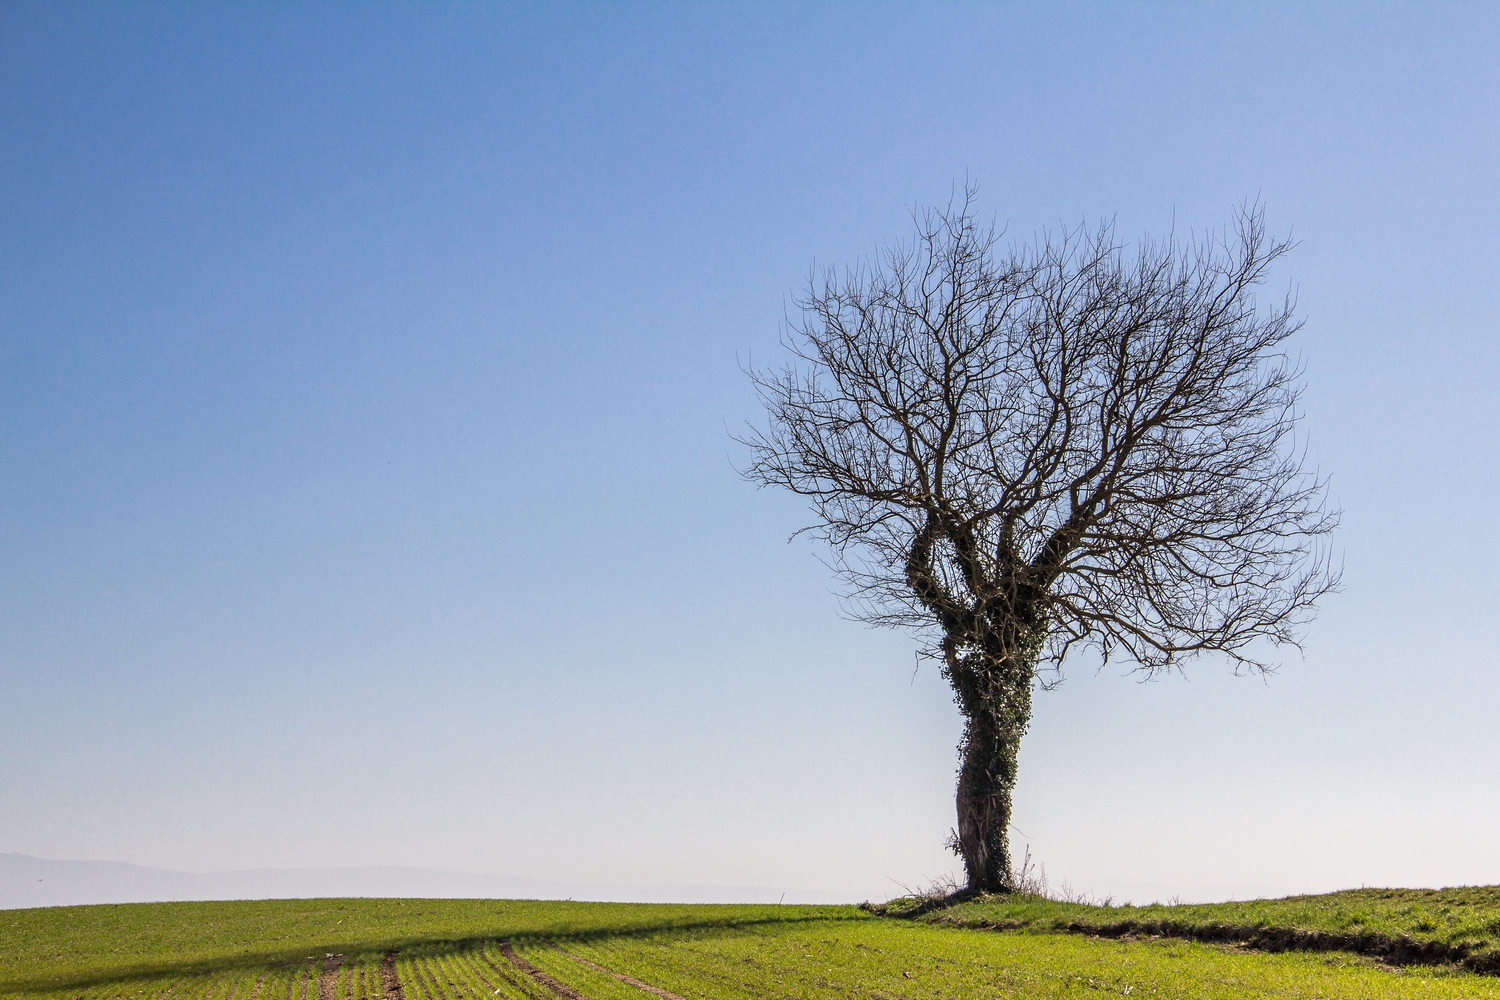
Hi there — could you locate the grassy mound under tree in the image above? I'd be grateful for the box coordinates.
[873,885,1500,976]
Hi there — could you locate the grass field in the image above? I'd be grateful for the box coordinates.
[4,894,1500,1000]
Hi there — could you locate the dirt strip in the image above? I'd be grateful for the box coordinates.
[555,948,686,1000]
[498,942,589,1000]
[317,954,345,1000]
[378,952,405,1000]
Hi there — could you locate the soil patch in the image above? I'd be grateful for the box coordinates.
[378,953,404,1000]
[317,954,344,1000]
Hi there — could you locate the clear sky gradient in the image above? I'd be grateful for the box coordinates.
[2,2,1497,902]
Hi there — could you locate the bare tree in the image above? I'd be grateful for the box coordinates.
[739,189,1340,895]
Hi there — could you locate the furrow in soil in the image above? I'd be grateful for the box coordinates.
[379,952,405,1000]
[318,955,346,1000]
[298,962,318,1000]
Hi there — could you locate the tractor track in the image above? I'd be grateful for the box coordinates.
[474,946,543,998]
[497,942,587,1000]
[554,948,685,1000]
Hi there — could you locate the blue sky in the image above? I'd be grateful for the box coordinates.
[2,2,1497,902]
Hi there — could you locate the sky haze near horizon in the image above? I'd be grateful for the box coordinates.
[2,2,1498,903]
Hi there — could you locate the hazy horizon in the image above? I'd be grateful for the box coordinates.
[0,851,1329,911]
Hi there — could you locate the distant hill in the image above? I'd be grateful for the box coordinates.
[0,853,866,909]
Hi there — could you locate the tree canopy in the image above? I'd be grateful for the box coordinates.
[741,190,1340,893]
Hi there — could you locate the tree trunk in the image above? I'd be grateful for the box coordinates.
[948,620,1039,895]
[955,708,1024,893]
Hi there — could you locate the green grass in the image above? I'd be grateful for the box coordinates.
[883,885,1500,974]
[3,894,1498,1000]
